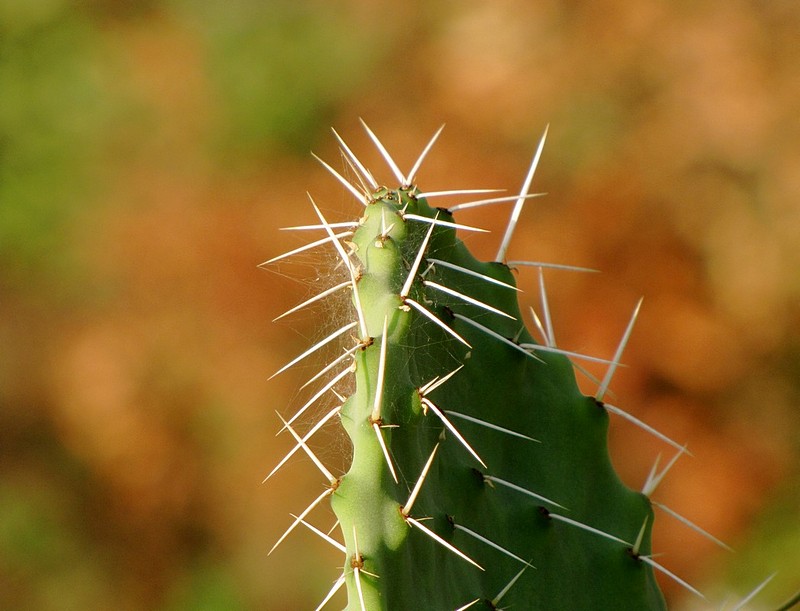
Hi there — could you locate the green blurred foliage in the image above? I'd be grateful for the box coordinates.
[181,0,392,160]
[161,560,246,611]
[0,425,109,610]
[715,476,800,607]
[0,1,113,290]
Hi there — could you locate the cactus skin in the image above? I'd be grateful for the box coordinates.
[270,127,670,610]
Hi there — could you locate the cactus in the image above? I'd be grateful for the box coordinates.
[265,123,711,610]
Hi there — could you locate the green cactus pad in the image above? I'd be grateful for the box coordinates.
[266,125,699,610]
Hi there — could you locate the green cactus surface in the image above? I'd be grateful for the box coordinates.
[266,123,705,610]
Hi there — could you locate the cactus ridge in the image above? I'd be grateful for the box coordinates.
[266,123,728,610]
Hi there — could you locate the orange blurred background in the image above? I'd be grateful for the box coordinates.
[1,1,798,609]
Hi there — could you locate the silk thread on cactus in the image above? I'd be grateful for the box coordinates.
[264,123,722,610]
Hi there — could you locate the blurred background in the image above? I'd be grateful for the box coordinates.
[1,0,798,609]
